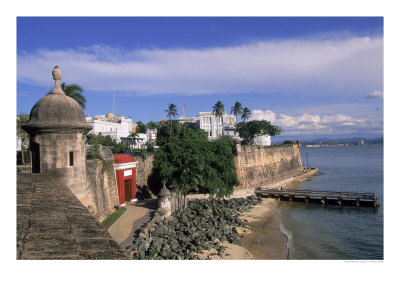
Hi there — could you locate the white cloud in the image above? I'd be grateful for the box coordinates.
[321,114,352,124]
[250,109,382,136]
[365,90,384,99]
[252,109,276,122]
[17,35,383,96]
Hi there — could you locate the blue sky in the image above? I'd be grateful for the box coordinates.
[17,17,384,139]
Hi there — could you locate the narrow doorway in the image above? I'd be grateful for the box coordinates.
[31,142,40,173]
[124,179,132,203]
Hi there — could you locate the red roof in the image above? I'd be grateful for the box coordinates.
[114,154,136,164]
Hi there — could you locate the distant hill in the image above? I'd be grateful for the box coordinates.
[271,136,383,145]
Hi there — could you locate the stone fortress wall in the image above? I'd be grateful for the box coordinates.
[85,158,120,222]
[234,144,304,189]
[18,145,305,223]
[128,145,305,196]
[17,173,128,259]
[84,154,155,222]
[132,154,155,199]
[133,154,154,187]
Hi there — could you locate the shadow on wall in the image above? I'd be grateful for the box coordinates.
[136,185,154,200]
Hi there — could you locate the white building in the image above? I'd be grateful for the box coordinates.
[131,133,148,149]
[85,113,158,149]
[178,112,238,140]
[85,113,132,143]
[253,135,271,146]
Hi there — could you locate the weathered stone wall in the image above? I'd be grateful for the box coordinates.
[17,173,128,259]
[31,130,89,204]
[234,144,304,189]
[86,158,120,222]
[123,147,304,197]
[132,154,155,199]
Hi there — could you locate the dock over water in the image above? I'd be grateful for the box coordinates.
[256,188,379,208]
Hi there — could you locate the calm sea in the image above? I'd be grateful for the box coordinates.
[278,145,384,260]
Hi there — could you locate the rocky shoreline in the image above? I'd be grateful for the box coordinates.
[127,196,264,259]
[127,168,318,260]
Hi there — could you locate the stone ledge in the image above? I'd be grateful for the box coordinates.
[17,173,128,260]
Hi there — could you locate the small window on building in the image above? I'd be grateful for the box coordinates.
[69,151,74,166]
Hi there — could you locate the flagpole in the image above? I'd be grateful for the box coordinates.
[182,104,185,118]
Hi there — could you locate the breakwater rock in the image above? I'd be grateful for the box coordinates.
[128,195,262,259]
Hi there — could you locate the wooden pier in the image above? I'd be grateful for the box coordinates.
[256,188,380,208]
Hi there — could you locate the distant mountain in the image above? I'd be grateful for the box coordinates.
[271,135,383,145]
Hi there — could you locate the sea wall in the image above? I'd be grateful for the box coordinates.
[86,158,120,222]
[234,144,304,189]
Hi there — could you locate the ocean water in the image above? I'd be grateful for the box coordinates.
[278,145,384,260]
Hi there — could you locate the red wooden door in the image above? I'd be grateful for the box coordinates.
[124,179,131,203]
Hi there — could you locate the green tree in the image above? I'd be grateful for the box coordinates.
[61,82,86,109]
[149,124,239,209]
[17,113,30,165]
[149,126,209,210]
[136,121,147,134]
[165,103,178,136]
[47,82,87,109]
[230,101,243,120]
[235,120,283,145]
[241,107,251,121]
[213,101,225,137]
[86,133,128,157]
[146,120,158,130]
[165,103,178,120]
[156,119,181,147]
[212,100,225,117]
[207,136,240,196]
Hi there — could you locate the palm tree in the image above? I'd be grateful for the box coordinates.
[128,131,139,149]
[147,120,158,130]
[212,101,225,137]
[241,107,251,121]
[61,83,86,109]
[165,103,178,136]
[46,82,87,109]
[230,101,243,121]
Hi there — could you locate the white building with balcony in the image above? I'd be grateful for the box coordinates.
[85,113,132,143]
[178,112,238,140]
[85,113,159,149]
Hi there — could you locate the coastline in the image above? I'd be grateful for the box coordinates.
[126,167,318,260]
[212,167,318,260]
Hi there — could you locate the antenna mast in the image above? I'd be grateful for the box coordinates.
[113,92,116,115]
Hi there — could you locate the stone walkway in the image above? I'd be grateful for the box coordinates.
[17,173,128,259]
[107,199,158,252]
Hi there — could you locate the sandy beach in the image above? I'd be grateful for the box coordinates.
[211,168,318,260]
[209,197,284,260]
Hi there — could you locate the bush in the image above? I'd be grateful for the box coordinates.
[282,140,294,145]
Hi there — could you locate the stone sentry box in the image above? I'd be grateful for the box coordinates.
[22,66,92,206]
[113,154,137,206]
